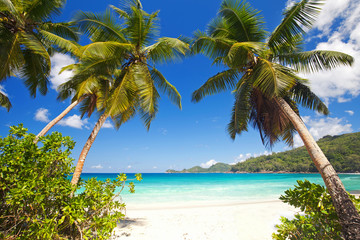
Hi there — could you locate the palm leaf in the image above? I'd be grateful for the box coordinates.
[146,37,189,64]
[227,74,253,139]
[277,50,353,73]
[290,81,329,115]
[40,22,79,42]
[39,30,80,55]
[224,41,263,68]
[150,68,181,109]
[19,49,50,96]
[24,0,65,21]
[132,63,159,115]
[74,10,127,43]
[192,69,239,102]
[219,0,266,42]
[268,0,323,51]
[0,90,11,111]
[19,32,51,69]
[0,33,22,80]
[192,30,233,60]
[252,58,297,98]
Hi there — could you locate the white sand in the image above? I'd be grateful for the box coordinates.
[113,200,298,240]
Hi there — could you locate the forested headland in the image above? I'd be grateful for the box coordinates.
[167,132,360,173]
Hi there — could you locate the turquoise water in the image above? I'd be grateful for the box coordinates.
[80,173,360,204]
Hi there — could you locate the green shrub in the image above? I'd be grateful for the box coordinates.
[0,125,141,239]
[272,180,360,240]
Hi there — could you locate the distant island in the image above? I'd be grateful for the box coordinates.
[166,132,360,173]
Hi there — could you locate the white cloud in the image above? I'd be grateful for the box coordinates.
[101,120,114,129]
[232,151,272,164]
[345,110,354,116]
[153,166,158,169]
[313,0,351,33]
[303,0,360,103]
[58,114,88,129]
[293,116,353,147]
[127,165,132,169]
[34,108,50,122]
[160,128,168,135]
[91,164,103,169]
[200,159,217,168]
[50,53,76,91]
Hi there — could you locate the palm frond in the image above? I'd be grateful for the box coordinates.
[112,104,137,129]
[0,0,17,13]
[0,90,11,111]
[19,49,50,97]
[80,41,132,59]
[252,58,297,98]
[105,67,136,116]
[290,81,328,115]
[74,10,126,43]
[126,6,159,47]
[268,0,323,51]
[110,5,130,19]
[227,74,253,139]
[146,37,189,64]
[19,32,51,69]
[40,22,79,42]
[132,63,159,115]
[219,0,266,42]
[0,33,22,80]
[277,50,353,73]
[39,30,80,55]
[150,68,181,109]
[192,30,234,60]
[224,41,263,68]
[192,69,239,102]
[24,0,65,21]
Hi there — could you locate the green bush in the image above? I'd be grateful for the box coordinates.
[0,125,141,239]
[272,180,360,240]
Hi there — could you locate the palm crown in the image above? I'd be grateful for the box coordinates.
[192,0,353,147]
[68,0,189,128]
[0,0,79,110]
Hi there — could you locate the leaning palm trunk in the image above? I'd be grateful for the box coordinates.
[71,112,108,186]
[34,96,86,143]
[277,97,360,239]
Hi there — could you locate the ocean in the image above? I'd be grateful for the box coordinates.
[80,173,360,205]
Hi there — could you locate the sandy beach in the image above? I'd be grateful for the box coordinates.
[113,200,298,240]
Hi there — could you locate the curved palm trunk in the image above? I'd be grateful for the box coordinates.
[71,112,108,186]
[277,97,360,239]
[34,96,86,143]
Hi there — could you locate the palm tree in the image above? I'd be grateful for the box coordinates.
[0,0,79,110]
[70,0,189,186]
[192,0,360,238]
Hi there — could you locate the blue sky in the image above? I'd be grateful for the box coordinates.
[1,0,359,173]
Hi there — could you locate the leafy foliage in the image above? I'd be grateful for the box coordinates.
[0,125,141,239]
[191,0,352,148]
[0,0,78,110]
[231,132,360,173]
[167,162,232,173]
[272,180,360,239]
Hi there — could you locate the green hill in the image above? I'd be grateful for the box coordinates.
[166,162,231,173]
[231,132,360,173]
[167,132,360,173]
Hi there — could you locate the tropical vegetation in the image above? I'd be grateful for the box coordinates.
[167,162,232,173]
[191,0,360,237]
[0,125,141,239]
[273,180,360,240]
[66,0,189,186]
[0,0,78,110]
[231,132,360,173]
